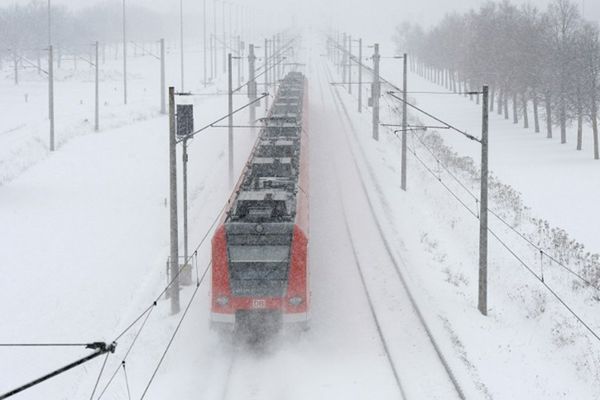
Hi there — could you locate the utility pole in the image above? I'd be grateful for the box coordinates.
[160,38,166,114]
[277,34,282,81]
[203,0,207,86]
[122,0,127,105]
[94,41,99,132]
[213,0,217,77]
[237,35,242,87]
[182,137,190,285]
[478,85,489,316]
[210,34,214,81]
[14,51,18,85]
[228,53,234,187]
[168,87,180,315]
[180,0,185,91]
[264,38,269,112]
[271,35,276,83]
[222,1,226,73]
[401,53,408,191]
[342,33,347,91]
[358,38,362,113]
[348,35,352,94]
[248,43,256,128]
[49,45,55,151]
[336,32,340,75]
[372,43,380,141]
[48,0,52,45]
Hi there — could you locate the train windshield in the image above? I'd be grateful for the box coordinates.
[226,227,293,297]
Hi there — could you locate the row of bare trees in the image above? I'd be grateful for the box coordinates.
[395,0,600,159]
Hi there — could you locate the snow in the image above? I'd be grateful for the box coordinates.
[1,33,599,400]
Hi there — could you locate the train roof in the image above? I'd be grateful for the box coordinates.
[227,72,305,224]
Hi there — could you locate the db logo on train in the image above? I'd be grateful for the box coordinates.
[252,299,266,309]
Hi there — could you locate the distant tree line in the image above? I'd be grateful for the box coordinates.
[395,0,600,159]
[0,0,172,58]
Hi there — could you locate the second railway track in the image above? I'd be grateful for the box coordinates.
[319,56,467,400]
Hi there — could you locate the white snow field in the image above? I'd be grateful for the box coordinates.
[1,33,599,400]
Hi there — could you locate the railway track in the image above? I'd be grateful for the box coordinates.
[319,57,466,400]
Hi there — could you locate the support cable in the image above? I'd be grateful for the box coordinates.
[332,58,600,343]
[381,85,600,292]
[138,263,209,400]
[88,351,111,400]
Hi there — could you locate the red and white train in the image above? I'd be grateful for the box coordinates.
[211,72,309,332]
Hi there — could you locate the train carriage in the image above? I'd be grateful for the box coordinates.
[211,72,309,333]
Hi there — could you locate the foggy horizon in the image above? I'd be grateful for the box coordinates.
[1,0,598,41]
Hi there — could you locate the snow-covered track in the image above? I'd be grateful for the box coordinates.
[321,59,466,400]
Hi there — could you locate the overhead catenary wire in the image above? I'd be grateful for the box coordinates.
[408,116,600,292]
[122,362,132,400]
[335,53,600,344]
[96,306,155,400]
[88,351,111,400]
[232,54,289,94]
[111,201,226,343]
[0,343,93,347]
[138,263,210,400]
[331,38,479,143]
[392,125,600,344]
[98,201,225,399]
[387,92,480,142]
[176,93,268,143]
[379,67,600,293]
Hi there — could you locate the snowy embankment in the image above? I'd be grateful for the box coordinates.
[0,45,228,186]
[332,45,600,398]
[0,45,258,399]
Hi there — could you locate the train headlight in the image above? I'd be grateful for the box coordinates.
[216,296,229,306]
[288,296,303,306]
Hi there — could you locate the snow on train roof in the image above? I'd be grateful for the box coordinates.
[228,72,305,223]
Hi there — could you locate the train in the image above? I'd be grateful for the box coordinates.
[211,71,309,334]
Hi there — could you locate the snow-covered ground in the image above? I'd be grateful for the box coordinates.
[2,33,599,400]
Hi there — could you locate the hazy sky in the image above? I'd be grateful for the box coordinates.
[1,0,599,42]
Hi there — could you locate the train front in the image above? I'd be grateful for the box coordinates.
[211,72,309,334]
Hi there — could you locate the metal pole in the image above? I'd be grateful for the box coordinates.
[358,38,362,113]
[401,53,408,191]
[228,53,234,187]
[248,43,256,128]
[203,0,207,86]
[228,3,232,58]
[13,51,18,85]
[48,0,52,45]
[276,34,281,81]
[342,33,347,90]
[264,38,269,112]
[213,0,217,77]
[271,35,275,82]
[372,43,380,141]
[49,45,55,151]
[237,35,241,87]
[180,0,185,91]
[122,0,127,105]
[348,35,352,94]
[478,85,489,316]
[210,34,214,81]
[95,41,99,132]
[168,87,180,314]
[182,137,191,285]
[222,1,226,73]
[160,39,166,114]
